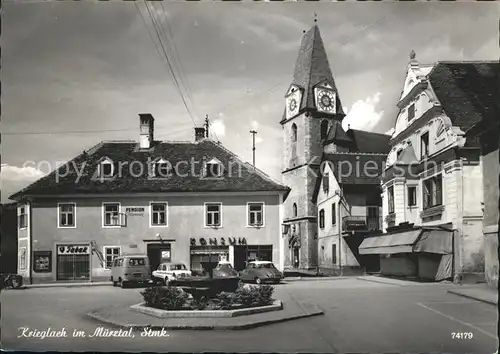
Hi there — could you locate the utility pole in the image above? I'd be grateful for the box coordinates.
[249,130,257,167]
[204,115,209,138]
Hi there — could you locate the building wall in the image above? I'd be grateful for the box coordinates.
[22,193,282,283]
[0,203,18,274]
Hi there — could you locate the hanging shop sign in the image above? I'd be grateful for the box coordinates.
[33,251,52,272]
[57,245,90,255]
[190,237,247,247]
[125,207,146,216]
[161,250,171,259]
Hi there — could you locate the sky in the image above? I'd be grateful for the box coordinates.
[1,1,499,203]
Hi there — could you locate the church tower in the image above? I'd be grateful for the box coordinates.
[281,24,345,270]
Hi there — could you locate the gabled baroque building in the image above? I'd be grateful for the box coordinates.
[359,54,498,282]
[281,24,390,272]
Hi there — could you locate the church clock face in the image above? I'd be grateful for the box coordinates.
[316,90,336,113]
[288,98,297,112]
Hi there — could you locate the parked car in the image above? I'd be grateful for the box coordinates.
[212,260,239,278]
[239,261,283,284]
[110,254,151,288]
[152,262,192,285]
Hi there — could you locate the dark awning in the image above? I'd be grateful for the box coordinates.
[359,230,421,255]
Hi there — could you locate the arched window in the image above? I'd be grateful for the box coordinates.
[292,203,298,217]
[291,124,297,143]
[320,120,329,140]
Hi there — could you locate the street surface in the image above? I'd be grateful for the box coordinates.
[1,278,498,353]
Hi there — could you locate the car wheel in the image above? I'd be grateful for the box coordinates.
[255,277,262,285]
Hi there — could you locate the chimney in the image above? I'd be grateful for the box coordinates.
[194,127,205,142]
[139,113,154,149]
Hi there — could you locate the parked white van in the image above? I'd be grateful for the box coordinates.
[110,254,151,288]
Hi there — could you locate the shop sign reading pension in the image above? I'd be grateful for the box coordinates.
[57,245,90,255]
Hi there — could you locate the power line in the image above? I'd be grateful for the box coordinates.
[3,125,192,137]
[157,1,200,122]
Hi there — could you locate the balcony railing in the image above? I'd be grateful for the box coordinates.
[342,216,380,232]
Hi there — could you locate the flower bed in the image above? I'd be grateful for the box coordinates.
[140,283,275,311]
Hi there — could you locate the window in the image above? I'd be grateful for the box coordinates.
[292,203,298,217]
[421,132,429,159]
[58,203,76,227]
[205,203,222,227]
[150,202,168,227]
[388,186,395,214]
[19,247,27,271]
[423,175,443,209]
[18,205,27,229]
[408,186,417,207]
[291,124,297,143]
[129,258,146,266]
[320,120,329,140]
[205,158,222,178]
[104,246,121,269]
[248,202,264,227]
[397,149,403,159]
[323,173,329,192]
[408,104,415,121]
[319,209,325,229]
[98,158,114,179]
[332,244,337,264]
[331,203,336,225]
[103,203,120,227]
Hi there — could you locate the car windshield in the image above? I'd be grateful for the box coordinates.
[170,264,187,270]
[129,258,146,266]
[218,264,233,269]
[256,263,276,269]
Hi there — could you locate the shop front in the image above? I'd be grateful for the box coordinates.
[189,237,275,272]
[56,244,90,281]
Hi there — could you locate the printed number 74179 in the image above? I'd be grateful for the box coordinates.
[452,332,474,339]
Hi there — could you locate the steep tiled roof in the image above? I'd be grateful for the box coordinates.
[346,129,392,154]
[323,153,387,185]
[428,62,499,133]
[290,25,345,115]
[9,140,289,200]
[312,153,386,203]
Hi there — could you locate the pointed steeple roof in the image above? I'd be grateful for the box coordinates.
[289,25,345,116]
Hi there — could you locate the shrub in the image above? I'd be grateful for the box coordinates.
[190,296,209,310]
[234,284,274,308]
[212,292,236,310]
[141,286,189,310]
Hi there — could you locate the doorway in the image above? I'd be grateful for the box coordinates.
[293,247,300,268]
[146,243,171,273]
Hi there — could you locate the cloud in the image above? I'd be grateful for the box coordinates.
[1,164,46,181]
[385,127,395,136]
[0,164,46,202]
[342,92,384,132]
[255,136,263,144]
[251,120,259,130]
[210,119,226,138]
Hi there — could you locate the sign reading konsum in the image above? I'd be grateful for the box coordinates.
[57,245,90,255]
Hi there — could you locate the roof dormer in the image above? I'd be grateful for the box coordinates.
[152,158,172,178]
[96,157,115,180]
[204,157,223,178]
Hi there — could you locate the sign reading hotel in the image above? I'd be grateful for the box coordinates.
[125,207,145,216]
[57,245,90,255]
